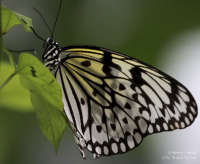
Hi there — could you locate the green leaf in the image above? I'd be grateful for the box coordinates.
[2,47,16,70]
[16,53,64,110]
[14,12,32,32]
[1,5,32,35]
[30,90,66,153]
[16,53,66,152]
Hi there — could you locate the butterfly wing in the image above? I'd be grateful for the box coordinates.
[52,45,198,158]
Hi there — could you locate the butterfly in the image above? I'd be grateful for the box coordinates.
[21,0,198,159]
[42,38,198,159]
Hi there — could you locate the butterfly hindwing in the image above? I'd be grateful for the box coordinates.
[52,45,197,158]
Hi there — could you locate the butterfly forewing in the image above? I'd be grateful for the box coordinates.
[51,45,197,158]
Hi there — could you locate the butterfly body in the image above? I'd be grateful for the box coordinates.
[42,38,198,159]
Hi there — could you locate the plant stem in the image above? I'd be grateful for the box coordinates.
[0,72,16,90]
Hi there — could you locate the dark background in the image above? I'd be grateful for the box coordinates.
[1,0,200,164]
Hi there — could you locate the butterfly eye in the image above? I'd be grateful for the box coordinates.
[48,38,54,44]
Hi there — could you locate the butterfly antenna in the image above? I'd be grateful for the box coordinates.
[30,26,46,42]
[32,7,53,36]
[21,19,46,42]
[52,0,63,38]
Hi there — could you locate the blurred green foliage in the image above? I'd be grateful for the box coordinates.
[1,5,32,35]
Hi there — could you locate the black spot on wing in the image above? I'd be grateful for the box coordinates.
[122,117,128,124]
[119,83,126,91]
[124,102,131,109]
[80,97,85,105]
[110,124,116,131]
[96,125,102,133]
[129,66,144,86]
[81,60,91,67]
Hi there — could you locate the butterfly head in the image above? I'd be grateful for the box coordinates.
[42,37,62,67]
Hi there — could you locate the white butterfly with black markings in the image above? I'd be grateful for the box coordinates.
[43,40,198,159]
[22,0,198,159]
